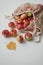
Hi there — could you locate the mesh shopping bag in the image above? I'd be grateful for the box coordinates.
[6,3,43,42]
[12,3,43,36]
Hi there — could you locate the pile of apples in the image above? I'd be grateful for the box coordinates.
[15,12,34,30]
[2,22,17,37]
[2,12,34,43]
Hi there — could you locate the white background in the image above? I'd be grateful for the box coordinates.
[0,0,43,65]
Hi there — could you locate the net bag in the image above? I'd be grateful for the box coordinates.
[12,3,43,36]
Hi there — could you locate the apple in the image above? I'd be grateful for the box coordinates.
[17,23,23,30]
[25,33,32,41]
[8,22,15,28]
[16,18,23,24]
[23,19,30,24]
[10,29,17,37]
[14,16,20,20]
[20,13,27,20]
[23,19,30,28]
[2,30,10,37]
[17,35,23,43]
[26,12,33,17]
[23,23,27,28]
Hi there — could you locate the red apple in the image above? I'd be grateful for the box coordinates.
[8,22,15,28]
[23,23,27,28]
[10,29,17,37]
[20,13,27,20]
[25,33,32,41]
[17,23,23,30]
[14,16,20,20]
[2,30,10,37]
[16,19,22,24]
[23,19,30,25]
[28,17,34,21]
[17,35,23,43]
[23,19,30,28]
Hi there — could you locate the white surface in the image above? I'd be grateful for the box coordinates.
[0,0,43,65]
